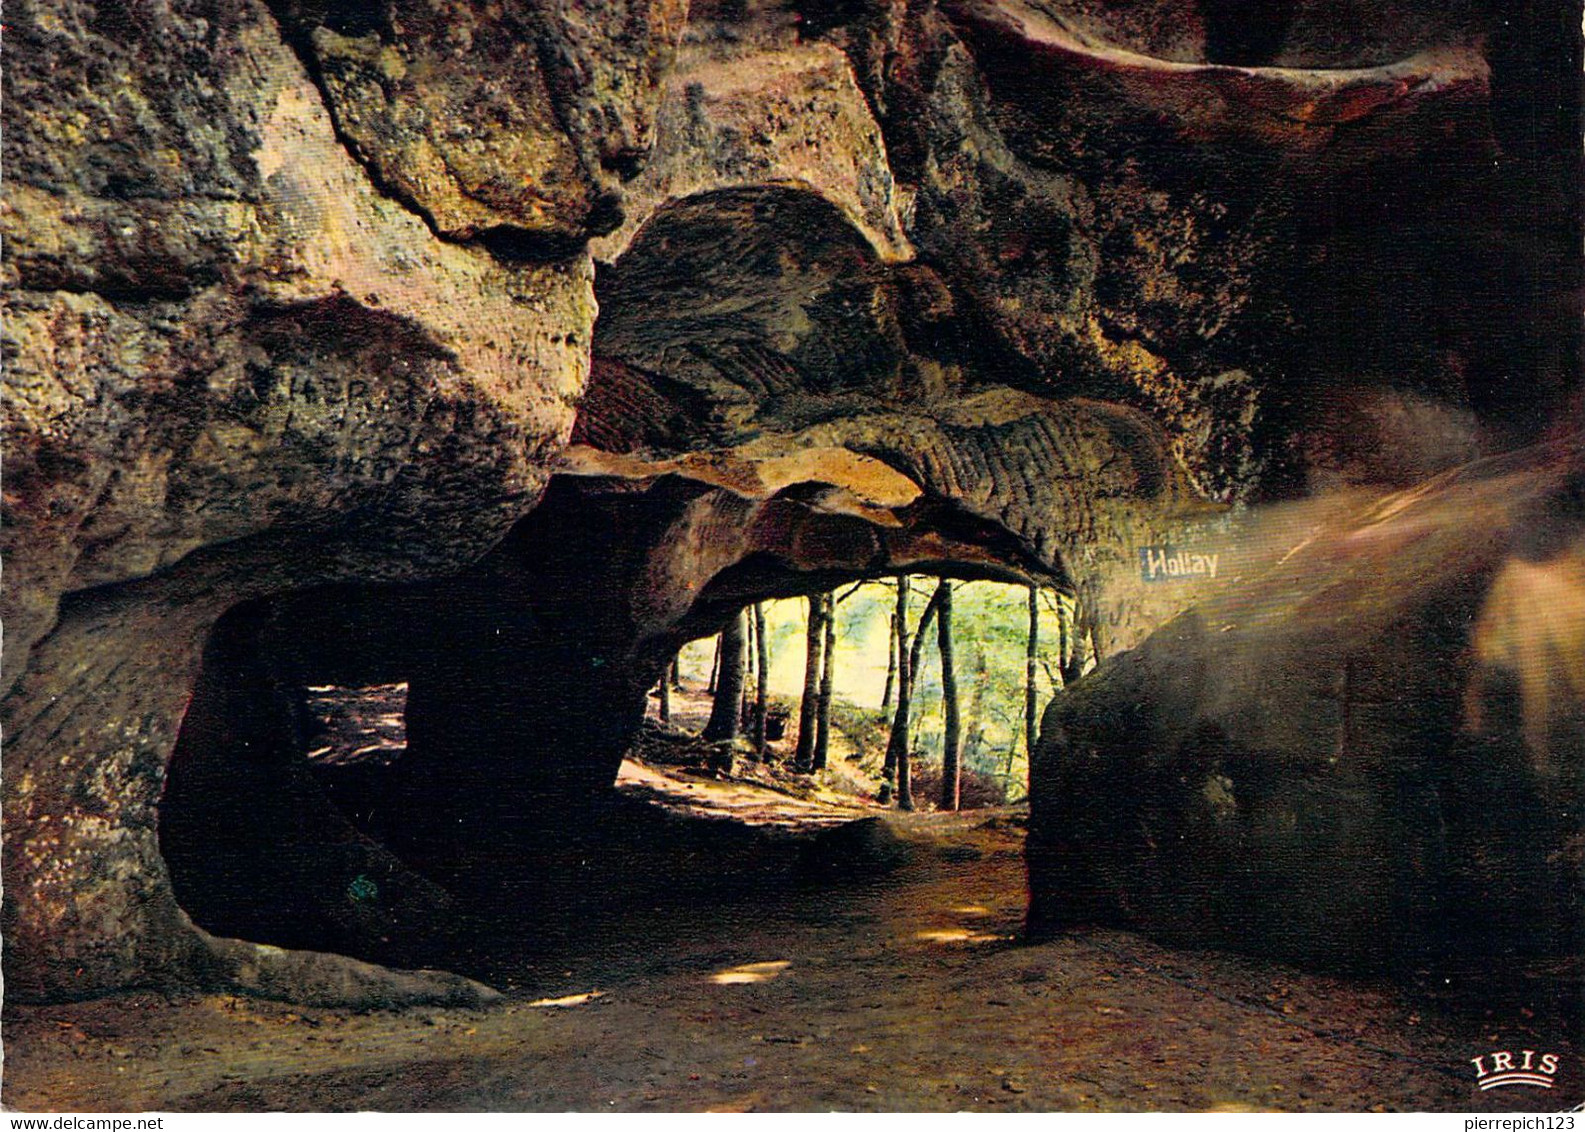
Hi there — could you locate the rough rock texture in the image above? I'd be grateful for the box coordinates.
[1011,0,1482,68]
[589,39,916,263]
[269,0,688,245]
[3,0,590,1002]
[5,0,1578,1002]
[1028,439,1585,967]
[4,1,592,674]
[894,1,1509,500]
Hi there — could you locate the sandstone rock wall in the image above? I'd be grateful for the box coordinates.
[5,0,1575,1000]
[4,0,593,1002]
[1028,440,1585,967]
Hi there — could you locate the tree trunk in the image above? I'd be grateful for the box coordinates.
[888,580,945,811]
[964,720,984,766]
[1060,591,1088,687]
[794,595,826,772]
[965,651,988,765]
[752,602,769,758]
[703,611,746,743]
[741,608,757,728]
[880,611,898,717]
[814,592,836,770]
[1025,584,1039,761]
[657,665,671,725]
[879,578,909,803]
[897,741,914,812]
[938,582,960,811]
[1057,591,1071,688]
[707,632,722,695]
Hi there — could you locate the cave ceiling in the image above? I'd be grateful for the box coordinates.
[2,0,1578,1002]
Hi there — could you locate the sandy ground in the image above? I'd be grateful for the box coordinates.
[6,785,1578,1112]
[5,684,1577,1112]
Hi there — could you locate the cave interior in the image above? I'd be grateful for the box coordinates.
[3,0,1582,1112]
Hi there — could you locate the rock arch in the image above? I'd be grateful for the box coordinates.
[5,0,1576,1004]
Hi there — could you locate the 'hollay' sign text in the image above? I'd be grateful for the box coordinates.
[1138,546,1220,584]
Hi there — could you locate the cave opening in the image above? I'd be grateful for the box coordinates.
[158,596,460,971]
[157,531,1085,990]
[644,578,1096,812]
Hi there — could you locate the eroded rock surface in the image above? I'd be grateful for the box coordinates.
[4,0,1577,1002]
[4,0,590,1002]
[1028,440,1585,967]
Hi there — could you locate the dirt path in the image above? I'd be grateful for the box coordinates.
[4,767,1576,1112]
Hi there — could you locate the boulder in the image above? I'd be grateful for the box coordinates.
[1029,439,1585,967]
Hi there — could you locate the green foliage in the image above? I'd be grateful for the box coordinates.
[674,577,1091,806]
[906,581,1063,803]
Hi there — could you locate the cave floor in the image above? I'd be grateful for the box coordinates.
[4,763,1574,1113]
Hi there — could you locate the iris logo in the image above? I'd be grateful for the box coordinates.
[1470,1050,1560,1090]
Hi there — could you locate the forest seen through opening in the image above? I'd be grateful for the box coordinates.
[653,579,1097,810]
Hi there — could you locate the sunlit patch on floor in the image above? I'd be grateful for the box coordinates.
[709,960,791,985]
[1207,1103,1274,1112]
[951,904,991,916]
[914,928,1006,944]
[525,991,606,1008]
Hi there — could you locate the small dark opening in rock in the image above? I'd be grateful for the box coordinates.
[158,604,446,969]
[301,682,409,768]
[1199,0,1296,66]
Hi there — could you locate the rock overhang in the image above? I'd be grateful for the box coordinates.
[3,0,1576,1002]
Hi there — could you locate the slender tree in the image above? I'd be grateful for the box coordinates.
[890,580,946,811]
[657,665,672,724]
[814,592,836,770]
[703,611,746,742]
[671,656,684,690]
[938,582,961,811]
[964,650,989,768]
[965,720,986,770]
[753,602,769,758]
[879,577,910,802]
[1025,584,1040,761]
[880,610,899,717]
[1056,590,1071,688]
[741,609,757,727]
[794,595,827,772]
[1061,591,1090,686]
[707,631,722,695]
